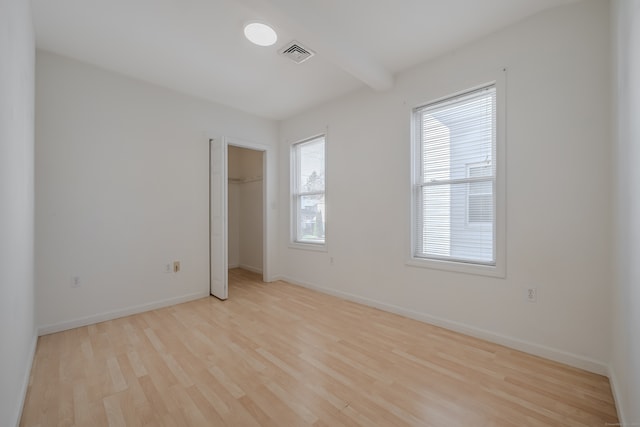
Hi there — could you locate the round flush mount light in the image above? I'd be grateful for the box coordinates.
[244,22,277,47]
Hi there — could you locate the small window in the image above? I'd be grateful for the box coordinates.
[412,85,497,267]
[291,136,326,247]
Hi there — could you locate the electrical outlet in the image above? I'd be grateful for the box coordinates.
[526,288,537,303]
[165,263,172,273]
[173,261,181,273]
[71,276,81,288]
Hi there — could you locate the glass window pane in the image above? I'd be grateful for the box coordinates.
[298,138,325,192]
[419,182,493,263]
[297,194,325,243]
[293,135,326,246]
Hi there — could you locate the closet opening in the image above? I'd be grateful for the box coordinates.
[227,145,264,281]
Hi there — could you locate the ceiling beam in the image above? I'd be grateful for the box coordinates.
[236,0,394,91]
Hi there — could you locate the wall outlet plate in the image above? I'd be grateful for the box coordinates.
[526,288,538,303]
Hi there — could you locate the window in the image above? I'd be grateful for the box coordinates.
[412,85,497,267]
[292,136,326,246]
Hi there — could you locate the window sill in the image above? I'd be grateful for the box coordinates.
[406,257,505,278]
[289,242,327,253]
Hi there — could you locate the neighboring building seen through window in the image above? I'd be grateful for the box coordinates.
[292,136,326,245]
[413,85,496,265]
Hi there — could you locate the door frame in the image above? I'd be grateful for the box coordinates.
[209,136,272,298]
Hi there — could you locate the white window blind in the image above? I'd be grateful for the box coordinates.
[413,85,496,265]
[292,136,326,245]
[467,163,493,224]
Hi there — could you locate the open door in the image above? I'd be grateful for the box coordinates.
[210,138,228,300]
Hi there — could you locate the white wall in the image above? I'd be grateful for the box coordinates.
[239,178,264,272]
[612,0,640,424]
[0,0,36,425]
[228,181,241,268]
[35,51,278,332]
[279,0,612,373]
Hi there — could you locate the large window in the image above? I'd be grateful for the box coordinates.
[412,85,497,267]
[292,136,326,246]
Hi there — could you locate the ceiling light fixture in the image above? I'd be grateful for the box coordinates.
[244,22,277,47]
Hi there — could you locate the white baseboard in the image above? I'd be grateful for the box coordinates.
[280,275,609,376]
[37,291,210,336]
[238,264,263,275]
[607,364,628,426]
[228,263,240,269]
[13,333,37,427]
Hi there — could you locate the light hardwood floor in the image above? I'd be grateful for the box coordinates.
[21,269,618,426]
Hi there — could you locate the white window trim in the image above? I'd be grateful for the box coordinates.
[407,73,506,278]
[289,134,328,252]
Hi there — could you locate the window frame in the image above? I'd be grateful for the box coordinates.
[407,77,506,278]
[290,134,327,251]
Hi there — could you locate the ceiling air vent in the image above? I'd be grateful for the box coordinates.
[279,41,315,64]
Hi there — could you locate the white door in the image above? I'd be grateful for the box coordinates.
[210,138,228,300]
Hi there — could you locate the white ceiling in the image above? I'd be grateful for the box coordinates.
[31,0,578,120]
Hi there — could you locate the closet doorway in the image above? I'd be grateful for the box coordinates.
[209,137,269,300]
[227,145,264,277]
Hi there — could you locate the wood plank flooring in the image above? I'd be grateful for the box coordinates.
[21,268,618,426]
